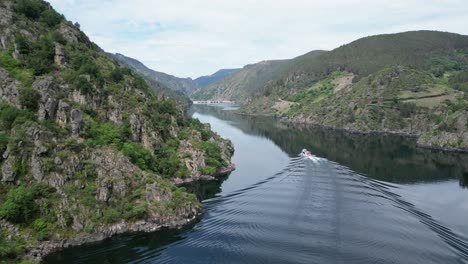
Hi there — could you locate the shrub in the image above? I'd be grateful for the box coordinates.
[25,36,55,75]
[0,186,37,223]
[121,142,154,171]
[124,203,147,220]
[0,104,36,130]
[50,31,67,45]
[0,231,25,259]
[102,208,121,224]
[73,76,94,94]
[0,132,8,154]
[19,87,41,112]
[40,9,63,27]
[84,121,122,147]
[110,68,124,82]
[15,0,46,19]
[31,218,49,240]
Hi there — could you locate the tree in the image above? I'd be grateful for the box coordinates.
[0,187,37,223]
[15,0,46,19]
[19,87,41,112]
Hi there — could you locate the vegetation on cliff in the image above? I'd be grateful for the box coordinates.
[0,0,233,262]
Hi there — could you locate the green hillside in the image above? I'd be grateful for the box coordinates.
[0,0,233,262]
[195,31,468,151]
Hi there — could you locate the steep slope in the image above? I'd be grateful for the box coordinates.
[0,0,233,262]
[191,50,326,101]
[109,53,199,95]
[194,68,240,87]
[247,31,468,151]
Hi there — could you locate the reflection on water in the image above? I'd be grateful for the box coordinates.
[191,105,468,187]
[45,105,468,264]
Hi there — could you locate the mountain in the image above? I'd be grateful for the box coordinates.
[195,31,468,151]
[108,53,199,95]
[0,0,233,262]
[191,50,326,101]
[194,68,240,87]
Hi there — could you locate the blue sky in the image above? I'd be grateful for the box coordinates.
[48,0,468,78]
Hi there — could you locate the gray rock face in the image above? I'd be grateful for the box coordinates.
[92,148,141,201]
[130,114,142,142]
[70,109,82,136]
[106,96,122,124]
[56,100,70,126]
[0,4,14,27]
[57,23,82,44]
[33,77,58,121]
[31,154,44,182]
[54,43,66,66]
[0,67,21,107]
[1,156,15,182]
[179,140,205,178]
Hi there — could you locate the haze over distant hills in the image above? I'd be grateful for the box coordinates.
[108,53,240,98]
[108,53,200,95]
[194,69,240,88]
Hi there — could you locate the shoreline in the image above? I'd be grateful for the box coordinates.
[234,109,467,153]
[27,163,236,261]
[282,119,468,153]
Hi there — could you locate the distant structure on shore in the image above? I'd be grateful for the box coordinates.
[193,100,237,105]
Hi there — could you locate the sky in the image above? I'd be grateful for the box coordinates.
[48,0,468,78]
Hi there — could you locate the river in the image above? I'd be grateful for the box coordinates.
[45,105,468,264]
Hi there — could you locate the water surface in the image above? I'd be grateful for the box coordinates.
[45,105,468,264]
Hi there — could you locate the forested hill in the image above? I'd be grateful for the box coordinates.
[194,30,468,151]
[0,0,233,262]
[108,52,199,97]
[191,50,326,101]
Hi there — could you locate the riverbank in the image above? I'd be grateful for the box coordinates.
[235,108,467,153]
[19,161,235,261]
[281,118,468,153]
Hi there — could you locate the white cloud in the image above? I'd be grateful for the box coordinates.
[48,0,468,78]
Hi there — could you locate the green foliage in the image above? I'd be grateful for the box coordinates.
[0,104,36,131]
[124,203,147,220]
[200,166,216,175]
[0,186,36,223]
[50,31,67,45]
[73,76,94,94]
[40,8,63,27]
[0,231,26,259]
[13,158,29,180]
[19,87,41,112]
[15,0,46,19]
[0,49,34,83]
[154,139,181,177]
[449,70,468,93]
[397,102,418,118]
[0,132,8,154]
[16,0,64,27]
[121,142,154,171]
[109,67,131,83]
[102,208,120,224]
[31,218,50,240]
[71,54,99,77]
[194,140,224,169]
[25,36,55,75]
[84,121,122,147]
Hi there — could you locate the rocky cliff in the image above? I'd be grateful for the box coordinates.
[0,0,233,262]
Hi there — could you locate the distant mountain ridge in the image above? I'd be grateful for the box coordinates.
[108,53,200,95]
[193,30,468,151]
[194,68,240,87]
